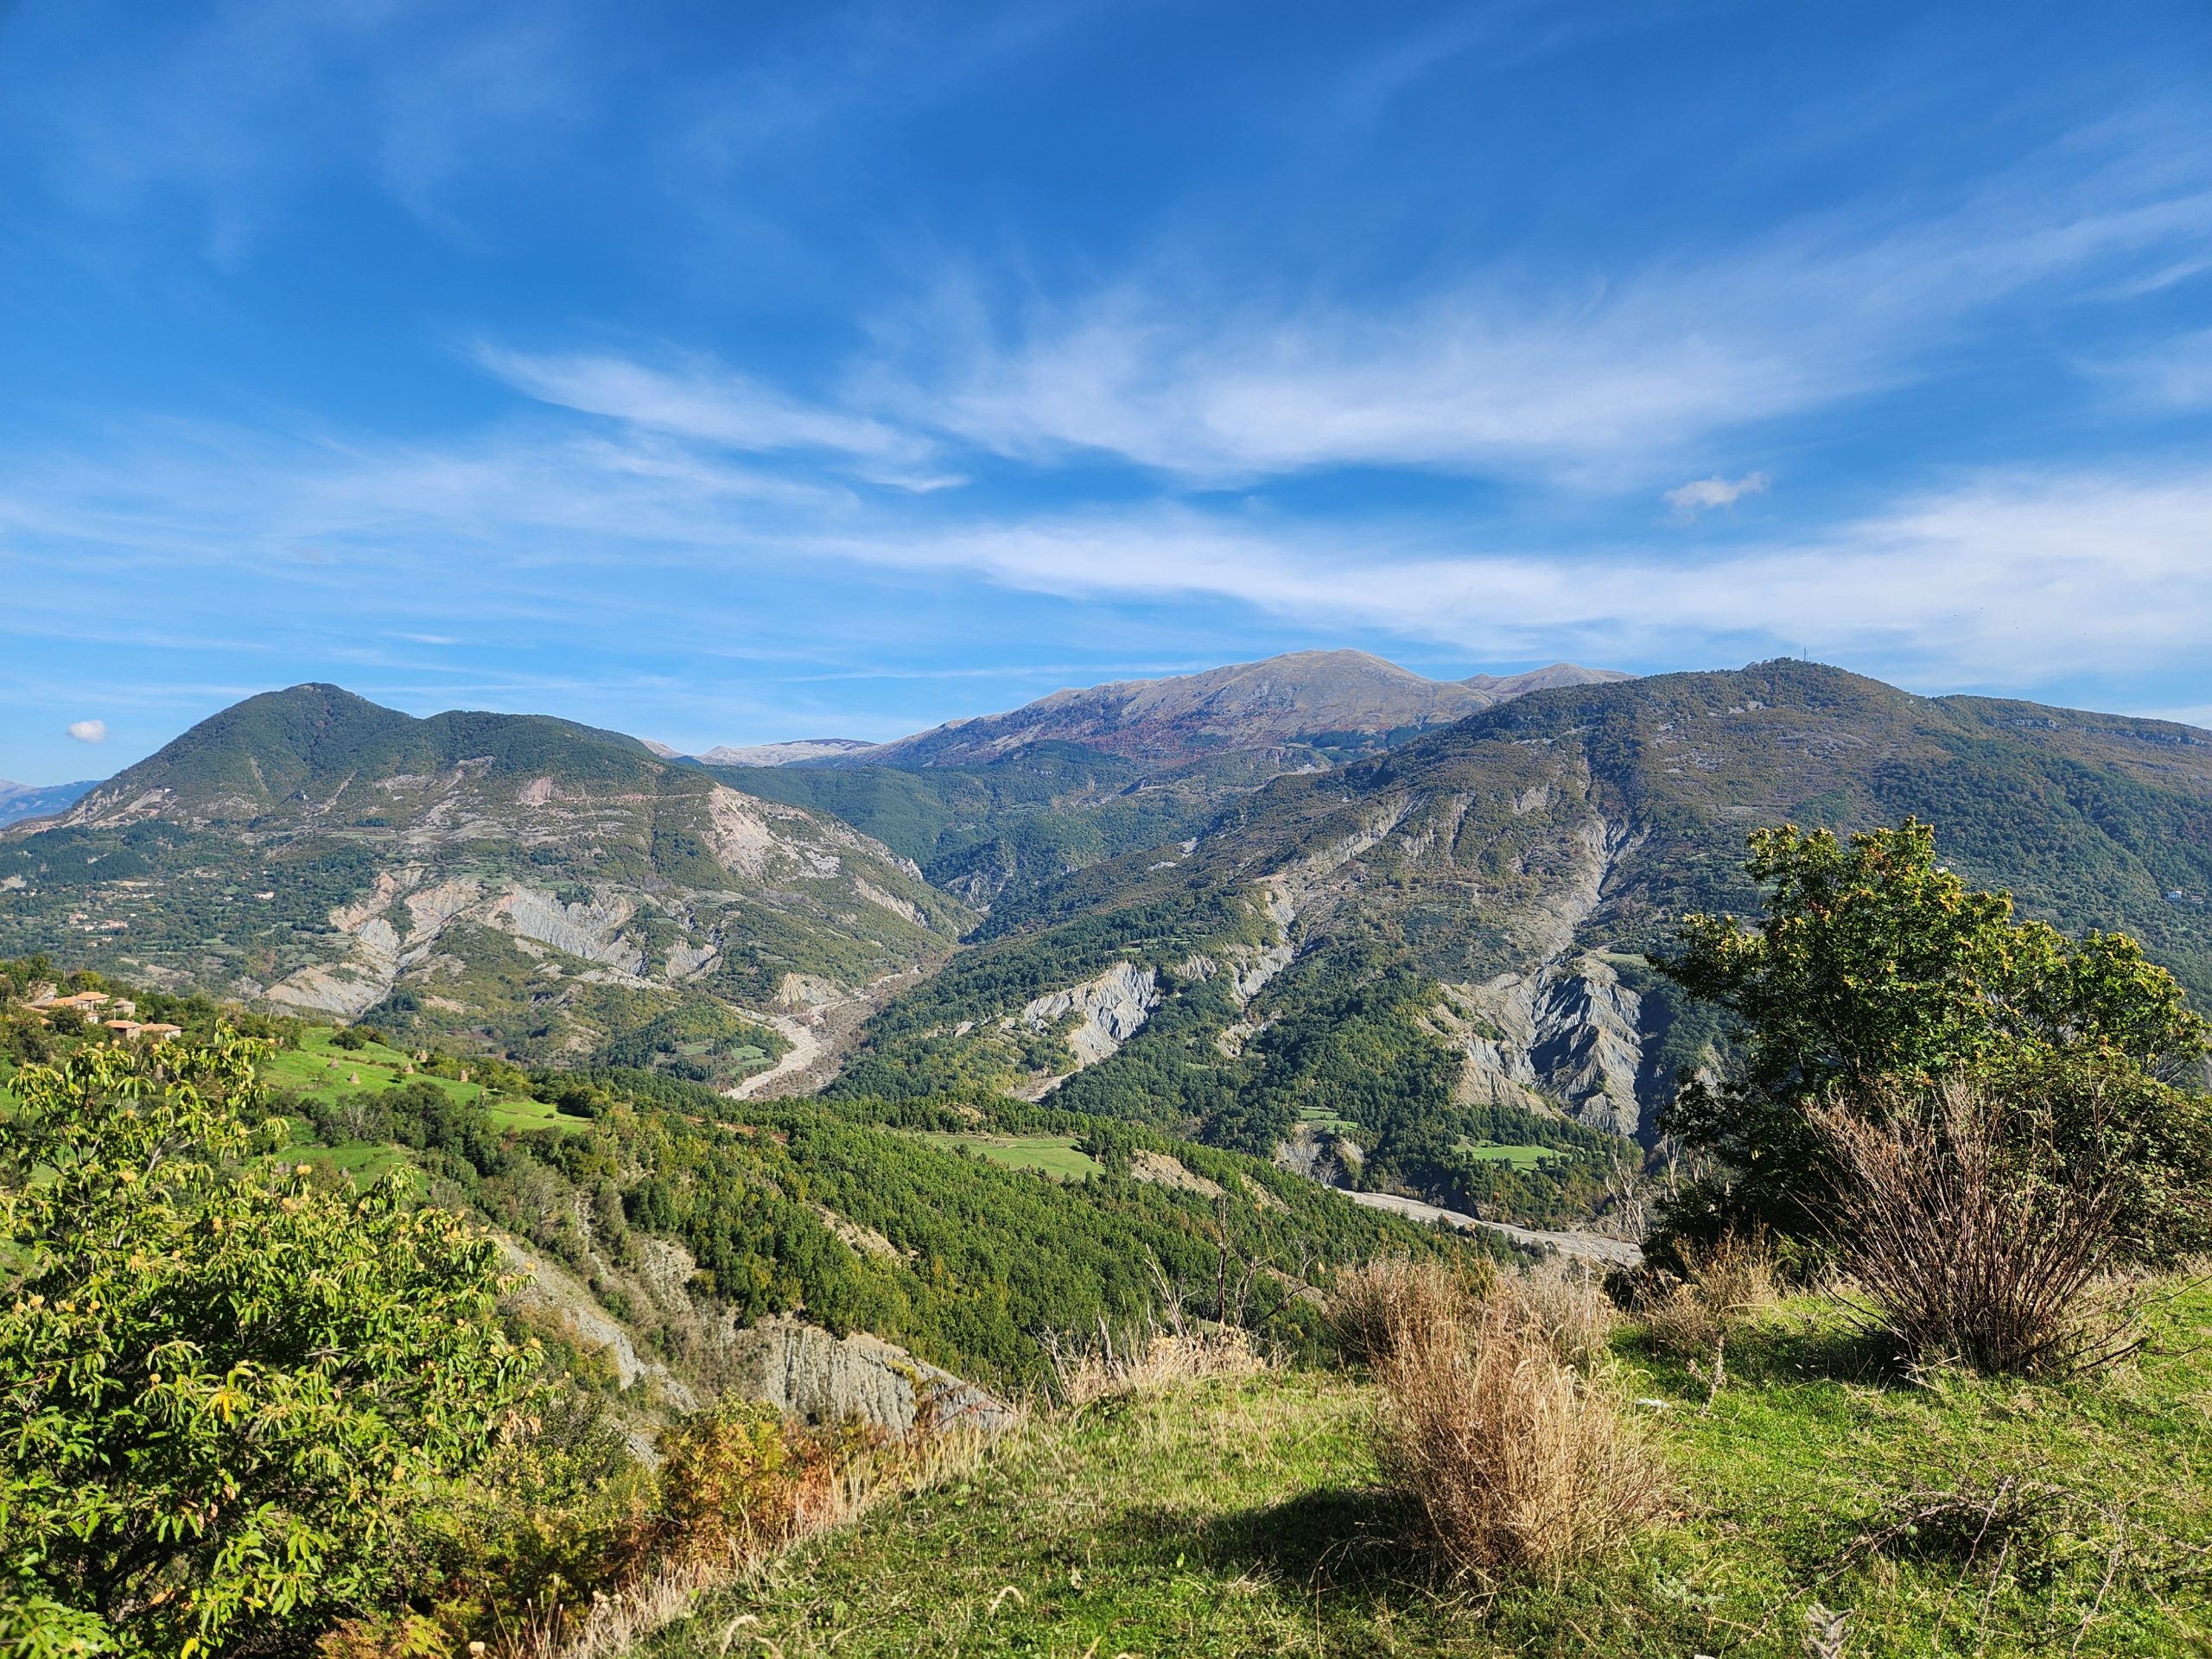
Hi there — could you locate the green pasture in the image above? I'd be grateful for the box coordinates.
[911,1131,1103,1181]
[1456,1140,1557,1170]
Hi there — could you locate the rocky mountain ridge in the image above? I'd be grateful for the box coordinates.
[810,651,1630,771]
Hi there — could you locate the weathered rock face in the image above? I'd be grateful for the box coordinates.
[502,1239,1010,1441]
[721,1317,1014,1437]
[1448,955,1653,1138]
[498,1239,699,1409]
[1013,961,1161,1066]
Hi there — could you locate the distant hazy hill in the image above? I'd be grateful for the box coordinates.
[694,738,874,767]
[0,778,99,829]
[2,685,969,1060]
[831,661,2212,1192]
[832,652,1630,771]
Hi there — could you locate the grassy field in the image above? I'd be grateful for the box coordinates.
[266,1027,589,1179]
[642,1283,2212,1657]
[1456,1141,1557,1170]
[910,1131,1103,1181]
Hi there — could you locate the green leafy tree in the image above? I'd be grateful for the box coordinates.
[1653,820,2209,1249]
[0,1031,537,1656]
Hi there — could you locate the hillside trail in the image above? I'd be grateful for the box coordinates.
[1339,1188,1643,1267]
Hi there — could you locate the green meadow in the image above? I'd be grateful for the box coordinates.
[910,1130,1104,1181]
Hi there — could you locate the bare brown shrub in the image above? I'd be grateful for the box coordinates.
[1811,1082,2141,1376]
[1372,1289,1662,1582]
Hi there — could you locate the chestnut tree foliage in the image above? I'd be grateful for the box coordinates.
[1652,820,2212,1253]
[0,1032,535,1657]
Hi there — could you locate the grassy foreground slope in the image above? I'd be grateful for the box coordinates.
[645,1286,2212,1657]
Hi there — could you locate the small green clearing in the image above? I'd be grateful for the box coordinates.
[265,1027,590,1133]
[910,1131,1103,1181]
[1455,1141,1557,1170]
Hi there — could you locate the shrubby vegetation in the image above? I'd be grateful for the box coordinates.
[1649,819,2211,1264]
[0,1032,534,1656]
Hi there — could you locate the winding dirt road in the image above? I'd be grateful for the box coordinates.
[1339,1188,1643,1268]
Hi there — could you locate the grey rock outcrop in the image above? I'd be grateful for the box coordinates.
[722,1317,1014,1437]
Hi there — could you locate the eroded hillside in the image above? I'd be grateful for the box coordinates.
[0,686,971,1065]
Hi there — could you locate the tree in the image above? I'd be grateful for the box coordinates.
[0,1031,537,1656]
[1650,820,2209,1249]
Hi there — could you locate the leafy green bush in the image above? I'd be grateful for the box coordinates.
[0,1032,536,1656]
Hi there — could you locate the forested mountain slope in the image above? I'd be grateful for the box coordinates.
[714,652,1628,908]
[0,686,970,1065]
[831,661,2212,1220]
[0,963,1476,1399]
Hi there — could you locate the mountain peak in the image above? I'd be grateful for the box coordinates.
[44,685,670,831]
[695,738,876,768]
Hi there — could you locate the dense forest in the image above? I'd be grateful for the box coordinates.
[0,957,1491,1393]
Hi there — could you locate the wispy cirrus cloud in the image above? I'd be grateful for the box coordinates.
[2094,325,2212,410]
[10,409,2207,701]
[786,467,2212,682]
[3,0,592,259]
[474,346,939,474]
[858,156,2212,485]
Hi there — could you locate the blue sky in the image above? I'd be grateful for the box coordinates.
[3,1,2211,782]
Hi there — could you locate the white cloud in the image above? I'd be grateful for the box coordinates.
[67,719,106,743]
[475,346,932,469]
[787,466,2212,686]
[864,162,2212,485]
[2096,326,2212,410]
[1664,472,1770,518]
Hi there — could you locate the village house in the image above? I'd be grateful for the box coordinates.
[30,990,111,1020]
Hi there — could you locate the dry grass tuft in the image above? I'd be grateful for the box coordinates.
[1047,1326,1269,1407]
[1501,1259,1619,1369]
[1640,1231,1778,1361]
[1325,1255,1493,1366]
[1813,1083,2141,1376]
[1370,1275,1662,1583]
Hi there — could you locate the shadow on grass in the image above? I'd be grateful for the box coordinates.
[1119,1486,1434,1596]
[1636,1307,1906,1391]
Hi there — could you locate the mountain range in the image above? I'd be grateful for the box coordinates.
[6,652,2209,1220]
[0,777,98,829]
[670,653,1625,770]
